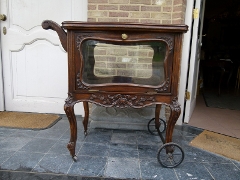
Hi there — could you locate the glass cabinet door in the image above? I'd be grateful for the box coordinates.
[81,40,167,86]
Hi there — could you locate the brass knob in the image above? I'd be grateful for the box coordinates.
[122,33,128,40]
[0,14,7,21]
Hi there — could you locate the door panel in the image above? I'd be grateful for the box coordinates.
[0,0,87,114]
[184,0,205,123]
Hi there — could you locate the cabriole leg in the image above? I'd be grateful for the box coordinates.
[165,97,181,143]
[82,101,89,136]
[155,104,165,143]
[64,93,77,161]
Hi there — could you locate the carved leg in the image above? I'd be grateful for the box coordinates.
[155,104,161,129]
[155,104,165,143]
[64,94,77,161]
[82,101,89,136]
[165,98,181,143]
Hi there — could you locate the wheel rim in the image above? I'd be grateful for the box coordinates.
[148,118,166,135]
[157,143,184,168]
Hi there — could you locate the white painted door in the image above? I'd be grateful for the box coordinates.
[0,0,87,114]
[184,0,205,123]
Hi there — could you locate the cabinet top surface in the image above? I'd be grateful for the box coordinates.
[62,21,188,32]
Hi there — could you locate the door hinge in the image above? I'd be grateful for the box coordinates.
[185,91,190,100]
[193,8,199,19]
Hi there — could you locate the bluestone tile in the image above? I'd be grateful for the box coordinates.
[1,151,44,171]
[104,157,140,179]
[68,156,107,177]
[32,154,73,174]
[140,159,177,180]
[19,138,56,153]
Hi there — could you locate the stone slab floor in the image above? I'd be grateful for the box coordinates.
[0,115,240,180]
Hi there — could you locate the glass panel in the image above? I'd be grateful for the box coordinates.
[81,40,166,86]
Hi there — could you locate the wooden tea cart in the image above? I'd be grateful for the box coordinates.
[42,20,188,168]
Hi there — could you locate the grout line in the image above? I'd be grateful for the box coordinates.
[203,164,215,180]
[173,168,180,180]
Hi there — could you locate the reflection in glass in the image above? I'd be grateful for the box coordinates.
[81,40,166,86]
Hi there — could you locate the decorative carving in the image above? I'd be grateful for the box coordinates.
[90,94,155,108]
[77,35,92,50]
[65,93,75,106]
[155,77,170,92]
[156,36,173,52]
[76,73,89,89]
[169,97,181,123]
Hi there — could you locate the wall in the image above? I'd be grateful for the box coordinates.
[88,0,186,24]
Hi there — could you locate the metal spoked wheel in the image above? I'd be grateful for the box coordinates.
[157,142,184,168]
[147,118,166,135]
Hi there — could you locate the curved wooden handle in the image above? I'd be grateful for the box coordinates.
[42,20,67,52]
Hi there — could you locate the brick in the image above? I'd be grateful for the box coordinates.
[109,0,130,4]
[94,68,116,76]
[95,56,117,62]
[148,51,154,57]
[117,57,138,63]
[88,0,108,3]
[117,69,136,77]
[152,0,166,5]
[94,61,107,68]
[162,19,171,24]
[163,6,172,12]
[130,0,151,5]
[165,0,173,5]
[151,12,171,19]
[148,64,152,69]
[128,50,148,57]
[172,19,183,24]
[98,5,118,10]
[94,49,107,55]
[107,56,117,62]
[140,19,160,24]
[120,5,140,11]
[88,11,108,17]
[109,12,129,17]
[88,5,97,10]
[130,12,150,18]
[173,5,182,12]
[172,12,182,19]
[141,6,161,12]
[127,63,148,69]
[119,18,140,22]
[173,0,184,5]
[107,63,127,69]
[138,57,153,63]
[87,18,97,22]
[98,18,119,22]
[107,48,128,56]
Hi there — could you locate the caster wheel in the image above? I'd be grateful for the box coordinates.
[157,142,184,168]
[72,155,78,162]
[147,118,166,135]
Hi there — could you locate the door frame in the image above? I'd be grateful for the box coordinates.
[177,0,195,124]
[177,0,205,124]
[0,43,4,111]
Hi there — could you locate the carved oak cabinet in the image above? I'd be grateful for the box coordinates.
[42,20,188,168]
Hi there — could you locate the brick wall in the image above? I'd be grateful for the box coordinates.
[94,43,154,78]
[88,0,186,24]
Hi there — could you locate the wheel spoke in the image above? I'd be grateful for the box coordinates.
[157,143,184,168]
